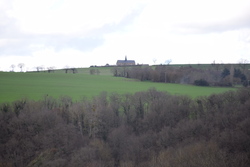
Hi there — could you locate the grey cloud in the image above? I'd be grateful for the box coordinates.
[45,35,105,52]
[96,5,145,34]
[0,40,30,56]
[0,3,35,55]
[43,7,144,52]
[0,17,32,55]
[0,4,145,57]
[174,12,250,34]
[0,33,105,56]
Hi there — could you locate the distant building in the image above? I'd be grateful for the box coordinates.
[116,56,135,66]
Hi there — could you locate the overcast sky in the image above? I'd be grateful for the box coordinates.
[1,0,250,71]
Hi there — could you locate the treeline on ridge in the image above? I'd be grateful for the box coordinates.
[1,88,250,166]
[111,64,250,87]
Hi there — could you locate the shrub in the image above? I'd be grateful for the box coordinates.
[194,79,209,86]
[243,80,249,87]
[221,68,230,78]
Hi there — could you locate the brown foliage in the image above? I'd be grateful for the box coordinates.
[112,64,250,87]
[1,88,250,166]
[151,142,228,167]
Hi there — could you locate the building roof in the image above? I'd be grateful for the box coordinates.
[116,56,136,65]
[116,60,135,64]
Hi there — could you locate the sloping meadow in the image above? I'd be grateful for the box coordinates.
[0,70,235,103]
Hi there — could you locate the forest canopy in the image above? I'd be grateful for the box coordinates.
[1,88,250,167]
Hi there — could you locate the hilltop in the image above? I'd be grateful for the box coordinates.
[0,65,238,103]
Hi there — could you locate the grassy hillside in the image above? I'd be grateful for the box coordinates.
[0,67,236,103]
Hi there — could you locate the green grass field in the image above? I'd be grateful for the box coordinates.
[0,67,236,103]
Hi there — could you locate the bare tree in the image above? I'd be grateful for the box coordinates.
[153,58,157,65]
[212,60,221,71]
[239,58,249,71]
[18,63,25,72]
[90,69,96,75]
[47,66,55,73]
[10,64,15,72]
[35,66,44,72]
[165,59,172,65]
[90,69,100,75]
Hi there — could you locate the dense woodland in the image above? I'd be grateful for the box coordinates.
[111,64,250,87]
[1,87,250,167]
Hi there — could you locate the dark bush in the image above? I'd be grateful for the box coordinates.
[221,68,230,78]
[194,79,209,86]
